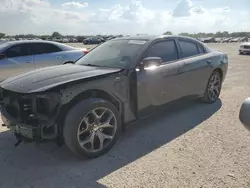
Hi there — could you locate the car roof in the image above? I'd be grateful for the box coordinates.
[5,40,60,45]
[242,42,250,45]
[113,35,201,43]
[1,40,76,51]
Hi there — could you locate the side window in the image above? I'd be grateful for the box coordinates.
[179,40,200,58]
[4,44,30,58]
[197,43,205,54]
[31,43,62,55]
[146,40,178,63]
[43,44,62,53]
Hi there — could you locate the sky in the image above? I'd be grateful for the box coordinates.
[0,0,249,35]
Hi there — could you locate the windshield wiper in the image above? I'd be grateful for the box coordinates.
[84,64,104,67]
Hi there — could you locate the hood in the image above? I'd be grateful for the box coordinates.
[0,64,121,93]
[241,42,250,46]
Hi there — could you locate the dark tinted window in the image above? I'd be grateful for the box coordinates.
[179,40,200,58]
[146,40,178,62]
[197,43,205,54]
[4,44,31,58]
[31,43,62,55]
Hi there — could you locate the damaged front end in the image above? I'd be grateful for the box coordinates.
[0,87,61,144]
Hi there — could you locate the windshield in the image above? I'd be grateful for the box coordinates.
[76,39,146,69]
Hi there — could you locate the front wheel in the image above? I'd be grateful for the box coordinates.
[63,98,121,158]
[201,71,222,104]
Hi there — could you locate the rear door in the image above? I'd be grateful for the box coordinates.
[137,39,185,112]
[0,43,34,81]
[31,43,65,69]
[177,39,213,96]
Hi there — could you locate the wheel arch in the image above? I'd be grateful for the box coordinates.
[57,89,123,131]
[213,67,223,79]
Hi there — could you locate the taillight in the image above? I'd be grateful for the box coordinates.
[82,48,88,54]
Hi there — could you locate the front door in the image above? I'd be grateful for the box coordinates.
[137,39,184,116]
[31,43,64,69]
[0,43,34,81]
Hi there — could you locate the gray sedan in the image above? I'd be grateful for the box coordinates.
[0,40,88,81]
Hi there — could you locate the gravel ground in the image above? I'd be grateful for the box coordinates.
[1,43,250,188]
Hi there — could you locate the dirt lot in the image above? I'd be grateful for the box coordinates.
[1,43,250,188]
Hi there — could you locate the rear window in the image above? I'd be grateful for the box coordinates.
[179,40,200,58]
[31,43,62,55]
[146,40,178,63]
[197,44,205,54]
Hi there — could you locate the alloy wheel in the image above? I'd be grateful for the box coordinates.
[77,107,117,153]
[207,73,221,101]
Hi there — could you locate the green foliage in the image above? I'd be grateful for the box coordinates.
[163,31,173,35]
[51,32,62,38]
[0,33,5,38]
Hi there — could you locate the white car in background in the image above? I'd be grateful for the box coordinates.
[0,40,88,81]
[239,42,250,55]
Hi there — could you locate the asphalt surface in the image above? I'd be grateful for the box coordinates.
[1,43,250,188]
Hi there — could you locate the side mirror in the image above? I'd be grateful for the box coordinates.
[139,57,162,70]
[0,54,6,60]
[239,97,250,131]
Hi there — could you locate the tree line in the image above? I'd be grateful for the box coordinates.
[0,32,117,42]
[1,31,250,40]
[163,31,250,38]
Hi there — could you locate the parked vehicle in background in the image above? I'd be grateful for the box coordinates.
[62,38,70,43]
[98,37,106,43]
[202,37,216,43]
[0,35,228,158]
[239,98,250,131]
[239,37,249,42]
[0,40,88,81]
[83,37,102,45]
[222,38,232,43]
[239,42,250,55]
[53,38,63,43]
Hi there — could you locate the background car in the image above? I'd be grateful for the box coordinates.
[239,98,250,131]
[239,42,250,55]
[0,35,228,158]
[0,40,88,81]
[83,37,102,45]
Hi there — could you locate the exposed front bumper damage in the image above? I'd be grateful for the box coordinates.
[0,87,61,143]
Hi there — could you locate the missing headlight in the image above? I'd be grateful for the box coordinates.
[36,93,61,117]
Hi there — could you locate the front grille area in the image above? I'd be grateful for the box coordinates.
[1,88,38,125]
[0,88,61,126]
[243,45,250,49]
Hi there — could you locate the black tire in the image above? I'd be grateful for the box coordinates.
[201,71,222,104]
[63,98,121,158]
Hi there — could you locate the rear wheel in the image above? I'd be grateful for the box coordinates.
[201,71,222,104]
[63,98,121,158]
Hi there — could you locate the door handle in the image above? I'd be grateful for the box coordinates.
[207,60,212,64]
